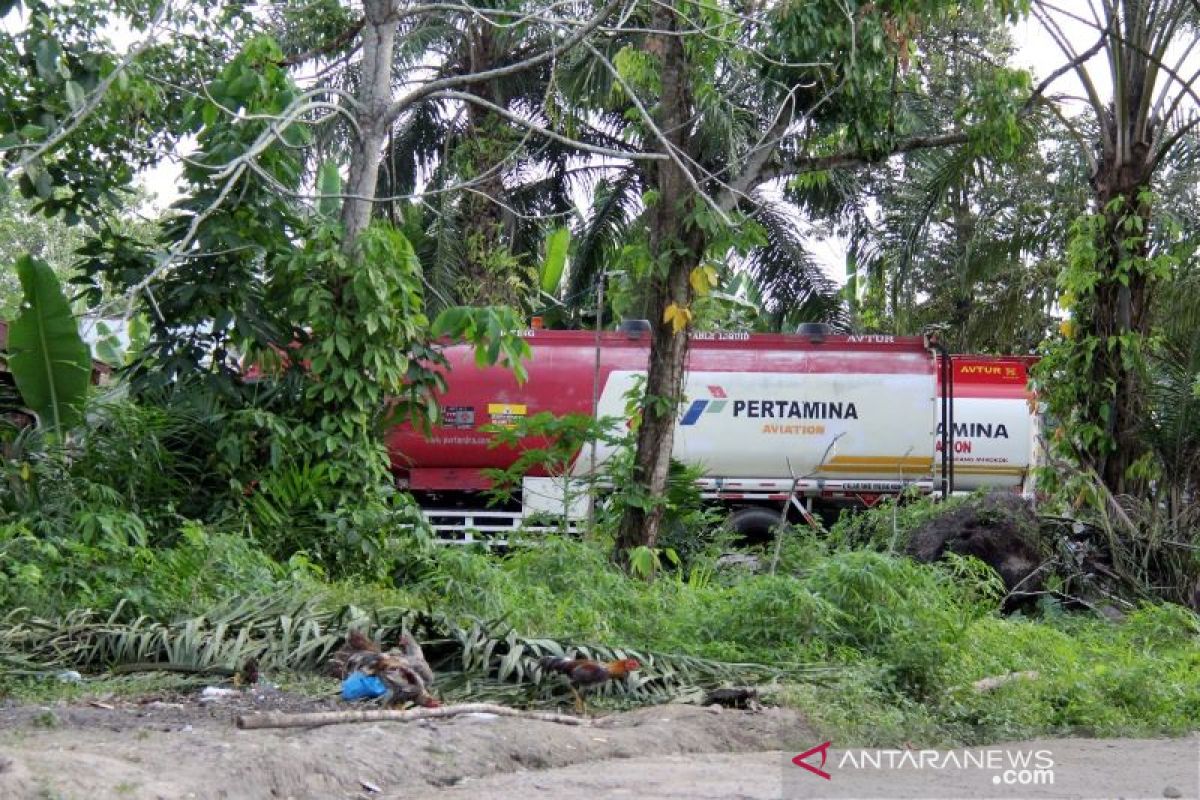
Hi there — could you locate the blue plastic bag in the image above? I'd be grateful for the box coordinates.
[341,671,387,701]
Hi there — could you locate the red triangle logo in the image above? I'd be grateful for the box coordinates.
[792,741,832,780]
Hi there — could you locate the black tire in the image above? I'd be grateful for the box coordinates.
[727,507,785,542]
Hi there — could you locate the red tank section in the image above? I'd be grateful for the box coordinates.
[940,354,1038,398]
[386,331,935,491]
[935,354,1039,491]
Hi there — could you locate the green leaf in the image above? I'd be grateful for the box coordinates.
[23,161,53,199]
[7,255,92,431]
[33,38,62,82]
[316,159,342,218]
[18,123,47,140]
[540,227,570,295]
[628,545,657,579]
[64,80,86,111]
[432,307,467,338]
[93,321,124,365]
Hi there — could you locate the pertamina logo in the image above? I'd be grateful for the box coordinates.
[681,384,859,426]
[680,385,729,425]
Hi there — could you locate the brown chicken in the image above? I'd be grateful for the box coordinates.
[337,629,440,708]
[392,633,435,688]
[539,655,640,714]
[328,629,378,678]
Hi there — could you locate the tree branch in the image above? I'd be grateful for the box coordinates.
[754,131,972,187]
[426,90,666,161]
[1031,2,1110,150]
[278,18,365,67]
[1020,25,1111,115]
[382,0,622,125]
[580,38,730,225]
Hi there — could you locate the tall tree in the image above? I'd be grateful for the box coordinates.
[275,0,631,312]
[1031,0,1200,493]
[828,7,1087,352]
[601,0,1027,553]
[613,1,705,554]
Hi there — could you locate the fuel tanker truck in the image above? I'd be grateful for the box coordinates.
[385,325,1040,541]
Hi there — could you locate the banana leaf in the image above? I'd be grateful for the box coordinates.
[6,255,91,430]
[540,227,570,296]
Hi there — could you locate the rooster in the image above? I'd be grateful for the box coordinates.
[539,655,640,714]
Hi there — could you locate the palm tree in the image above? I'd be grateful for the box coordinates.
[1030,0,1200,493]
[275,0,610,310]
[558,169,848,331]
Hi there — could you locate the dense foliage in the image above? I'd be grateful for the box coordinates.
[4,473,1197,742]
[0,0,1197,750]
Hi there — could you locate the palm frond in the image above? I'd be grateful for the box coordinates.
[0,600,844,709]
[742,201,847,329]
[424,192,468,312]
[382,101,451,200]
[568,169,643,301]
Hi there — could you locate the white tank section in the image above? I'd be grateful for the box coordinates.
[939,397,1035,491]
[585,368,937,491]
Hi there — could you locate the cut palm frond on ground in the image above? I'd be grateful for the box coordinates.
[1,598,843,707]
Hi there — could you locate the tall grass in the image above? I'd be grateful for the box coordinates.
[384,532,1199,739]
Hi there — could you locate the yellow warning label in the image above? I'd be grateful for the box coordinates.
[487,403,527,427]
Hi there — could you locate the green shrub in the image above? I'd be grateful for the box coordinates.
[800,550,1002,694]
[0,514,285,618]
[826,492,971,552]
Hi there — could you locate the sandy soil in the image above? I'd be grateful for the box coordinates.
[408,743,1200,800]
[0,690,805,800]
[0,690,1196,800]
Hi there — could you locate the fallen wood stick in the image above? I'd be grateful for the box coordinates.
[236,702,590,730]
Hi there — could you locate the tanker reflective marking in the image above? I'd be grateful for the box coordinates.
[816,455,935,473]
[830,455,933,465]
[816,466,934,473]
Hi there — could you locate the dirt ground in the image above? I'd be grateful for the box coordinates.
[0,688,1196,800]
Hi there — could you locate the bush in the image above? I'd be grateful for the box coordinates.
[825,491,966,552]
[399,533,1200,740]
[801,550,1003,694]
[0,516,283,618]
[937,607,1200,740]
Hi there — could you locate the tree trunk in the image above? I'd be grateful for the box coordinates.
[1084,98,1156,494]
[1087,148,1154,494]
[340,0,397,249]
[456,23,525,307]
[614,3,705,557]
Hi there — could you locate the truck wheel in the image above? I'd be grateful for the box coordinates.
[728,507,784,543]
